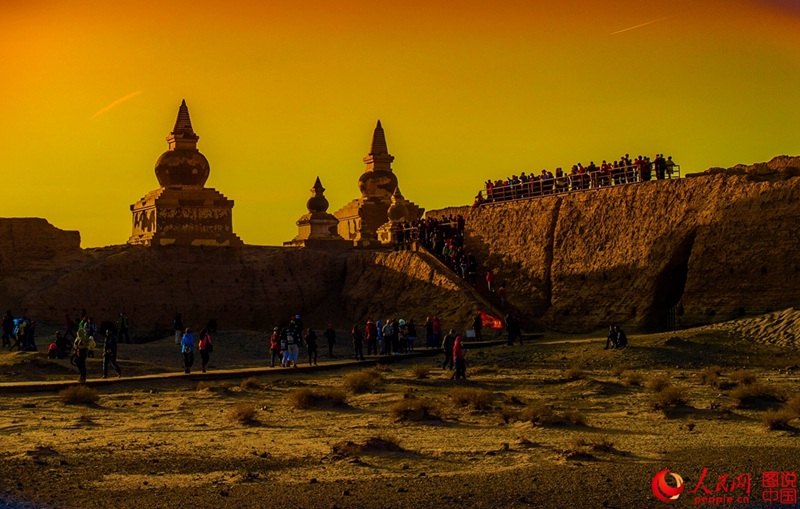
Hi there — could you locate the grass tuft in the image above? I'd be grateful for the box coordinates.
[621,370,643,386]
[59,386,100,406]
[228,403,258,424]
[448,387,493,411]
[239,377,262,391]
[390,397,443,422]
[728,370,757,386]
[730,382,783,409]
[564,366,585,380]
[289,387,348,409]
[342,368,383,393]
[646,376,670,393]
[698,366,723,387]
[763,409,795,431]
[410,365,430,379]
[651,386,688,411]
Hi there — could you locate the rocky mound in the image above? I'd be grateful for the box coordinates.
[696,155,800,181]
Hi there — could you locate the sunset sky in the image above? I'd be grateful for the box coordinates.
[1,0,798,247]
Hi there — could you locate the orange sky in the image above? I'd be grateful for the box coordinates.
[0,0,798,247]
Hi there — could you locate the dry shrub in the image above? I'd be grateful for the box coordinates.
[562,409,588,426]
[332,434,403,458]
[390,397,443,422]
[622,370,643,386]
[564,366,585,380]
[652,386,688,411]
[239,377,262,391]
[448,387,493,411]
[519,401,557,424]
[59,386,100,406]
[410,365,430,379]
[228,403,258,424]
[343,368,383,394]
[646,376,670,393]
[373,364,393,373]
[729,370,757,386]
[519,402,586,426]
[196,381,228,393]
[289,387,348,409]
[730,382,783,408]
[569,435,614,453]
[783,394,800,416]
[589,435,615,452]
[698,366,723,387]
[763,409,795,431]
[499,405,520,423]
[610,365,626,377]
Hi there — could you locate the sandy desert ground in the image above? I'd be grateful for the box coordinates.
[1,310,800,509]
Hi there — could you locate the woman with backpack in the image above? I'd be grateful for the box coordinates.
[198,328,213,373]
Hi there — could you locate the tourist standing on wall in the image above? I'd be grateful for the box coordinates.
[173,313,184,345]
[432,316,442,348]
[472,313,483,342]
[351,324,365,361]
[270,327,282,367]
[198,328,213,373]
[304,328,318,366]
[323,323,336,358]
[102,329,122,379]
[181,328,195,374]
[73,328,89,383]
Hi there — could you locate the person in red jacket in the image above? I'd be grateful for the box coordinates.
[269,327,281,368]
[486,270,496,293]
[365,319,378,355]
[452,336,467,380]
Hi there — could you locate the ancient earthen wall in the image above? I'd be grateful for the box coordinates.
[429,156,800,332]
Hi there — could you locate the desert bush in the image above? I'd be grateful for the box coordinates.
[228,403,258,424]
[730,382,783,408]
[289,387,348,409]
[646,376,670,393]
[728,370,757,386]
[698,366,723,387]
[562,409,588,426]
[763,409,796,431]
[564,366,585,380]
[499,405,520,423]
[332,434,403,457]
[610,365,626,377]
[589,435,615,452]
[239,377,262,391]
[519,402,585,426]
[410,365,430,379]
[448,387,493,411]
[373,364,393,373]
[622,370,643,386]
[59,386,100,406]
[343,368,383,394]
[651,386,688,411]
[389,397,443,422]
[569,435,614,452]
[783,394,800,416]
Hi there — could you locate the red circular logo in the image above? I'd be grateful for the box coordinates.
[652,469,685,503]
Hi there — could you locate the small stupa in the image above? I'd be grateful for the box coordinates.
[284,177,349,248]
[333,120,423,245]
[128,100,243,247]
[377,187,413,245]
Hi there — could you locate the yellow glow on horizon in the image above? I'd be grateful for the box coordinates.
[0,0,798,247]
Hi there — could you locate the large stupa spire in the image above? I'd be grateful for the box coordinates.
[167,99,199,151]
[362,119,394,173]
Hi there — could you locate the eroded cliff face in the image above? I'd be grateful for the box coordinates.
[433,156,800,332]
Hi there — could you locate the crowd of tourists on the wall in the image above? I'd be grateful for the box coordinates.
[476,153,678,205]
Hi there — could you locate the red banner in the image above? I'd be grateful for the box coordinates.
[480,311,503,330]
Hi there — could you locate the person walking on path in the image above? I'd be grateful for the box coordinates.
[73,328,89,383]
[365,319,378,356]
[441,330,456,370]
[173,313,184,345]
[351,324,365,361]
[304,328,318,366]
[269,327,282,367]
[118,311,131,344]
[286,330,301,368]
[323,323,336,358]
[432,316,442,349]
[472,313,483,342]
[452,336,467,380]
[181,328,195,374]
[198,328,213,373]
[101,329,122,379]
[486,270,496,293]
